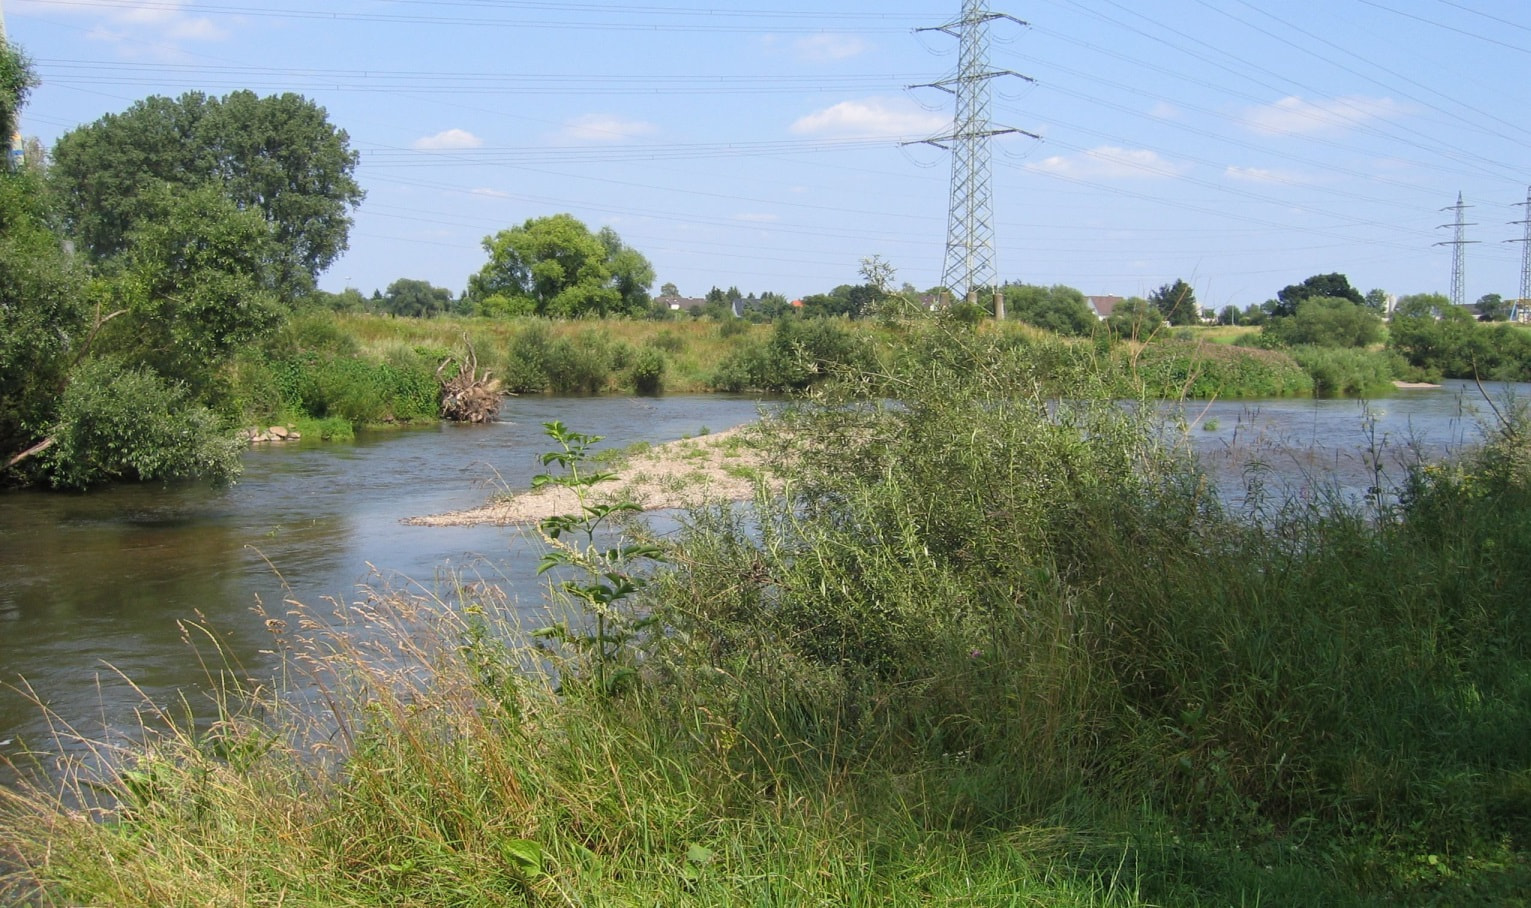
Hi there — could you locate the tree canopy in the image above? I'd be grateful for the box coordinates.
[1262,296,1383,348]
[1273,273,1364,318]
[382,278,455,317]
[1001,283,1096,336]
[468,214,653,318]
[1149,278,1201,326]
[50,90,363,300]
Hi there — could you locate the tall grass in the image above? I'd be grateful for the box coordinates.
[6,324,1529,905]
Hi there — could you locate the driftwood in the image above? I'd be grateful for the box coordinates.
[438,338,505,423]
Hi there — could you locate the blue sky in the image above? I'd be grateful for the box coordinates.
[7,0,1531,312]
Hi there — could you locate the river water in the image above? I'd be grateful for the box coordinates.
[0,382,1523,775]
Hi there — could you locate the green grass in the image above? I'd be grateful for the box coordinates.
[7,322,1530,905]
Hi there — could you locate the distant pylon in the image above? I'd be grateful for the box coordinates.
[1435,192,1477,308]
[1506,186,1531,310]
[909,0,1035,300]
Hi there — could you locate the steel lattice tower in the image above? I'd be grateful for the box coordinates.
[1507,187,1531,309]
[911,1,1032,300]
[1435,192,1476,308]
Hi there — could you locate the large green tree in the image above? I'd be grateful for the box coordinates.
[0,38,36,145]
[50,90,363,300]
[1262,296,1383,348]
[468,214,653,318]
[1149,278,1201,326]
[1002,283,1096,336]
[382,278,455,317]
[1273,273,1364,319]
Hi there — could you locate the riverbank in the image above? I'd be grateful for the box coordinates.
[406,425,774,526]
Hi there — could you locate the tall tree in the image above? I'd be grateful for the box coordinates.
[382,278,454,317]
[1273,273,1363,318]
[50,90,363,300]
[1002,283,1096,336]
[0,38,37,147]
[1150,278,1200,326]
[468,214,653,318]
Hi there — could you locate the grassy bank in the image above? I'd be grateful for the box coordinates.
[229,312,1341,437]
[5,323,1529,905]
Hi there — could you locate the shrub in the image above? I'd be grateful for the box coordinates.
[1289,345,1397,396]
[45,358,242,488]
[710,318,875,392]
[627,346,666,395]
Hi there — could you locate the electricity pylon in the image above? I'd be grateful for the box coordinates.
[910,0,1034,301]
[1507,187,1531,312]
[1435,192,1477,308]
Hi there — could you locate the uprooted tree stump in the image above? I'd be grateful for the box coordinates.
[438,340,506,423]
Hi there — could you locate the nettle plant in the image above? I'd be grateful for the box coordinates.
[531,420,664,694]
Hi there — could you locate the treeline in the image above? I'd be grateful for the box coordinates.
[0,39,369,488]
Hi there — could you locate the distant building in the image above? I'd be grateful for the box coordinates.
[1084,295,1124,320]
[655,294,708,312]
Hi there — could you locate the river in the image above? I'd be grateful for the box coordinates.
[0,382,1523,776]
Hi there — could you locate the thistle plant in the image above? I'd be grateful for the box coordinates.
[531,420,663,694]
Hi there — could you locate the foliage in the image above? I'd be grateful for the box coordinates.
[1273,272,1364,318]
[1000,282,1097,335]
[44,358,243,489]
[0,37,37,145]
[627,345,667,395]
[0,170,88,472]
[1105,295,1162,339]
[1130,338,1313,398]
[1288,345,1398,396]
[7,330,1531,904]
[50,90,363,300]
[531,420,664,694]
[271,351,440,427]
[467,214,653,318]
[1474,292,1509,321]
[709,317,875,392]
[1389,295,1531,381]
[96,183,287,396]
[380,278,455,317]
[799,283,882,319]
[1262,295,1384,348]
[1149,277,1201,326]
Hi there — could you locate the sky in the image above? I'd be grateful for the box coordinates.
[5,0,1531,312]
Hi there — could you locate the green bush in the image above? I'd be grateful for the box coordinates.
[1289,345,1398,396]
[627,346,666,395]
[45,358,242,489]
[710,318,875,392]
[1131,340,1312,398]
[274,353,438,426]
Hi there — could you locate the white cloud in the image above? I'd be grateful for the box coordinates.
[790,98,947,139]
[794,34,869,62]
[413,128,484,150]
[1242,95,1407,136]
[1225,165,1309,184]
[15,0,229,54]
[1027,146,1187,180]
[471,187,511,199]
[557,114,659,143]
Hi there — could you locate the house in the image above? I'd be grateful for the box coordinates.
[1085,295,1124,320]
[655,294,708,312]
